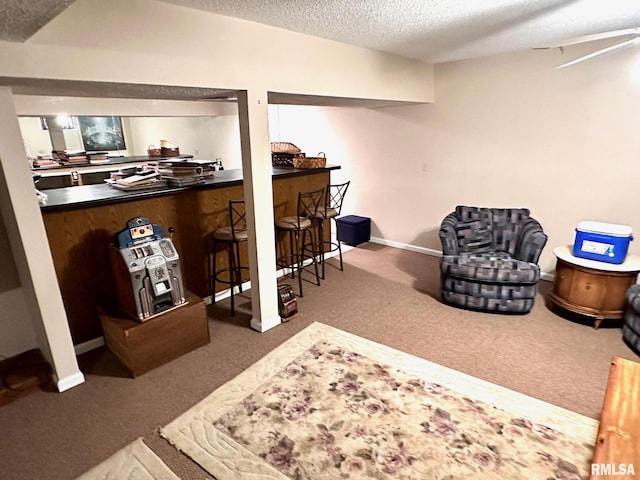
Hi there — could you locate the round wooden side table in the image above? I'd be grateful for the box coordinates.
[548,245,640,328]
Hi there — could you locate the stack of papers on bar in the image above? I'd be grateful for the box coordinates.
[165,176,206,187]
[156,160,207,186]
[107,172,167,191]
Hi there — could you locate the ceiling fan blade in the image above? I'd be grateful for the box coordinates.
[537,28,640,49]
[555,36,640,69]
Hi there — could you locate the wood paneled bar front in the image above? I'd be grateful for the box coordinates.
[40,166,339,345]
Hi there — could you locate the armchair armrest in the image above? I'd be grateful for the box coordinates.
[516,217,548,264]
[439,212,459,255]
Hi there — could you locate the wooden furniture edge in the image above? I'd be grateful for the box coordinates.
[590,356,640,479]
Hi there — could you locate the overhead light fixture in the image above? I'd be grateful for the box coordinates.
[41,115,79,130]
[56,115,78,129]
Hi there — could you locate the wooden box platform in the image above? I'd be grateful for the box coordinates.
[99,290,210,377]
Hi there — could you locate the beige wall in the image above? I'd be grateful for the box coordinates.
[0,0,433,103]
[16,96,242,166]
[269,41,640,275]
[0,210,37,357]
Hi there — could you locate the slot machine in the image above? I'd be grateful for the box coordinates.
[278,284,298,321]
[109,217,186,321]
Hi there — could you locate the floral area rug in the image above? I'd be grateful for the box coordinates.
[76,437,180,480]
[161,322,598,480]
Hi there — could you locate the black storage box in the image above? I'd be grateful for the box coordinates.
[337,215,371,246]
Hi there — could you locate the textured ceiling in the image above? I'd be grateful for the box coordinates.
[0,0,639,63]
[0,77,235,100]
[0,0,76,42]
[157,0,640,63]
[0,0,638,103]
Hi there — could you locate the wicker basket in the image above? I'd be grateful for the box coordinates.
[293,152,326,169]
[271,142,301,154]
[159,140,180,157]
[161,147,180,157]
[272,152,305,168]
[147,146,161,157]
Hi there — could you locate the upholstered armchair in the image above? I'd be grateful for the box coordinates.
[439,206,548,314]
[624,285,640,353]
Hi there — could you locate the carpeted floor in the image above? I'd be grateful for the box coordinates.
[0,244,636,479]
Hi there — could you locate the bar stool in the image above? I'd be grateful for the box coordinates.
[210,200,249,315]
[310,181,350,279]
[275,188,323,297]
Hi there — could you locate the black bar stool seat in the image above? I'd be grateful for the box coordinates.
[309,181,350,279]
[275,189,323,297]
[210,201,249,315]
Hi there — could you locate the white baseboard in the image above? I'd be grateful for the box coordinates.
[74,336,105,356]
[369,236,555,281]
[55,371,85,392]
[540,272,555,282]
[370,237,442,257]
[250,314,282,333]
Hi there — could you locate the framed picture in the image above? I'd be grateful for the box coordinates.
[78,116,126,151]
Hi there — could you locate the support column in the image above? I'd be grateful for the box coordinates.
[0,88,84,391]
[237,90,281,332]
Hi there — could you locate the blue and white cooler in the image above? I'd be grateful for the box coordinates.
[573,221,633,265]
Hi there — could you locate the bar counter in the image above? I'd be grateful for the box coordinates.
[40,166,338,212]
[40,166,339,344]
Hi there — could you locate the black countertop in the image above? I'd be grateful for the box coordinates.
[39,166,340,213]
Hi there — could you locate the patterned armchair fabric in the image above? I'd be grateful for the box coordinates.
[623,285,640,353]
[439,206,547,314]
